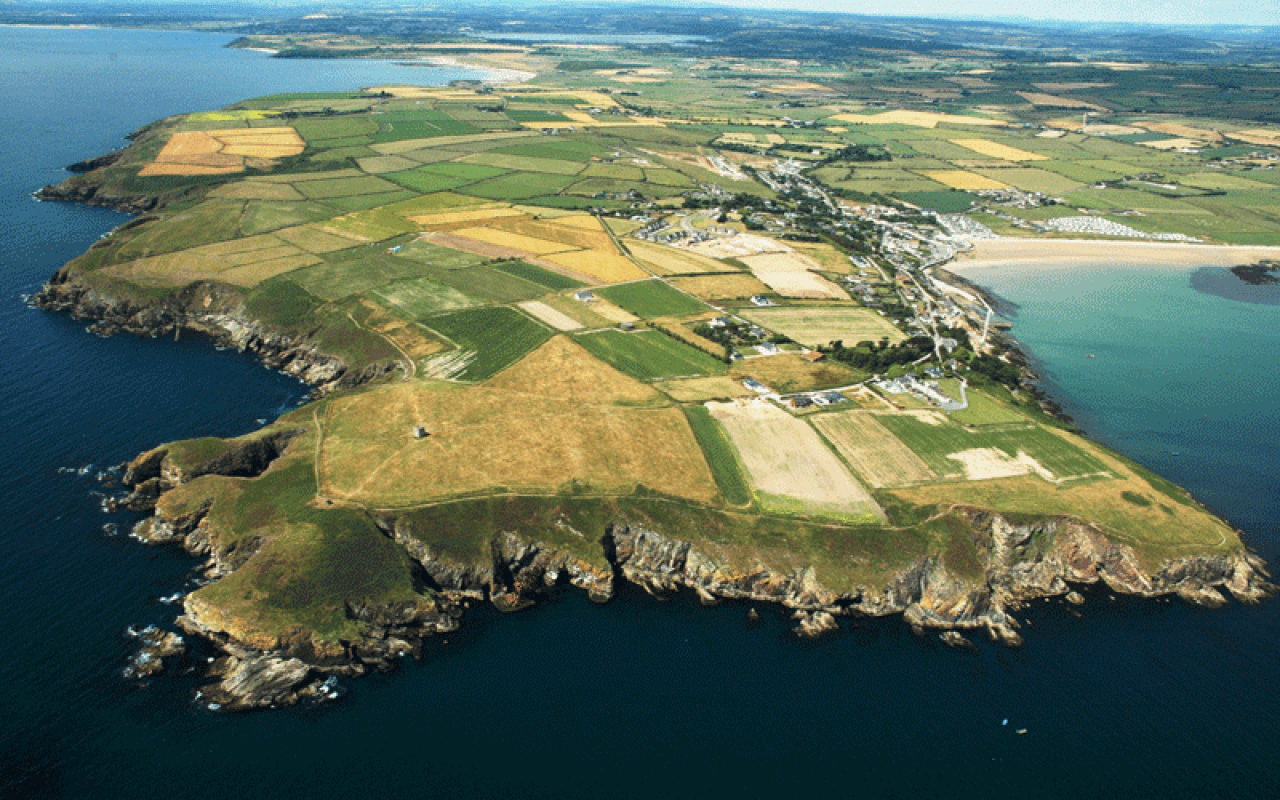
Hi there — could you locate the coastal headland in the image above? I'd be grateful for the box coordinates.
[31,44,1278,710]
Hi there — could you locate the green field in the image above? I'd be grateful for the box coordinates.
[381,168,470,194]
[874,414,1107,481]
[575,329,727,381]
[422,306,554,381]
[682,405,753,506]
[424,265,551,303]
[945,385,1031,426]
[461,152,587,175]
[371,111,481,143]
[459,172,581,200]
[496,260,585,291]
[596,280,708,318]
[294,175,403,200]
[370,276,480,317]
[289,249,427,300]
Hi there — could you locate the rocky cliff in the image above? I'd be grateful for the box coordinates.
[33,277,397,395]
[123,434,1274,711]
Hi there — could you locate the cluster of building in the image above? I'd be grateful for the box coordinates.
[1041,216,1200,241]
[875,371,966,411]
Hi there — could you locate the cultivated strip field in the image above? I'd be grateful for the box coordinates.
[668,273,772,301]
[574,329,725,381]
[140,127,305,176]
[874,413,1110,483]
[739,252,848,299]
[708,400,883,521]
[811,411,936,487]
[516,300,583,330]
[627,239,733,275]
[951,139,1048,161]
[739,306,906,347]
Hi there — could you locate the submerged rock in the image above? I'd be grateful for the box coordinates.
[123,626,185,679]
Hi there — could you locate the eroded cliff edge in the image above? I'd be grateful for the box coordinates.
[115,431,1273,711]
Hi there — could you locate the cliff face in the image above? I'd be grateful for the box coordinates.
[32,278,396,395]
[121,424,1274,711]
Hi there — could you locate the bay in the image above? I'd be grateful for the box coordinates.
[1,27,1277,799]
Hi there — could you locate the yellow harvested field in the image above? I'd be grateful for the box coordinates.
[811,412,935,488]
[1016,92,1106,111]
[654,376,752,403]
[138,162,243,177]
[1142,138,1201,150]
[921,170,1011,191]
[141,127,303,175]
[790,241,856,273]
[222,143,301,158]
[581,297,639,324]
[763,81,832,92]
[216,255,322,287]
[708,400,883,521]
[739,306,905,347]
[831,110,1006,129]
[628,240,731,275]
[516,300,584,331]
[487,216,618,253]
[271,225,366,254]
[1226,129,1280,146]
[318,337,718,505]
[1139,122,1222,142]
[739,252,848,299]
[552,214,606,231]
[951,139,1048,162]
[450,227,578,255]
[543,250,649,283]
[667,273,772,301]
[407,206,523,227]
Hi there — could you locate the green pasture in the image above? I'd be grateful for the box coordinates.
[294,175,403,200]
[460,152,586,175]
[681,405,753,507]
[496,260,586,291]
[369,276,480,317]
[596,280,708,318]
[424,265,550,304]
[574,329,726,381]
[459,171,581,200]
[422,306,554,382]
[371,111,481,143]
[874,414,1107,481]
[381,168,470,194]
[289,247,427,301]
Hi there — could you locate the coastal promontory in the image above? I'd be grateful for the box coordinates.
[35,52,1276,708]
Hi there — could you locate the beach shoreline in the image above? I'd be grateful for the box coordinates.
[950,237,1280,273]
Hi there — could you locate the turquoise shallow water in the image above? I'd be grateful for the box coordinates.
[1,27,1278,799]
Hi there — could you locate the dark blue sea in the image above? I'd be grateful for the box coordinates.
[1,26,1277,800]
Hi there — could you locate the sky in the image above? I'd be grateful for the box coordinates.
[642,0,1280,27]
[22,0,1280,28]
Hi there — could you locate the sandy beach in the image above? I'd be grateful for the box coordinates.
[423,55,535,85]
[950,237,1280,274]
